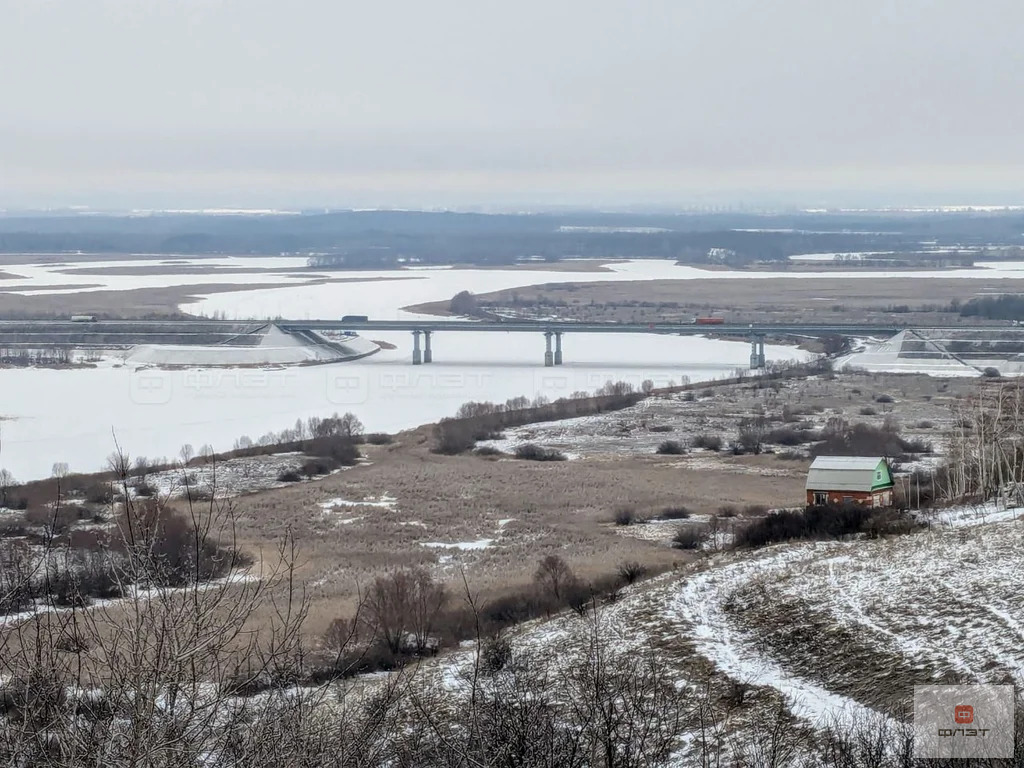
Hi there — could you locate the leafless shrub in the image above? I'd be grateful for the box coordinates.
[364,568,448,655]
[513,443,567,461]
[432,418,477,454]
[134,481,157,497]
[656,440,687,455]
[480,635,513,674]
[117,497,246,587]
[617,560,647,585]
[613,506,638,526]
[659,505,692,520]
[83,482,114,505]
[672,525,706,550]
[692,433,723,451]
[737,413,769,455]
[300,456,339,477]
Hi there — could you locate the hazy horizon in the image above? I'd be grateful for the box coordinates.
[3,0,1024,210]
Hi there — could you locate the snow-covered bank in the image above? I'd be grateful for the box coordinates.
[125,327,380,366]
[838,330,1024,376]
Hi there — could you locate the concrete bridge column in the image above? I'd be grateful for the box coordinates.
[757,338,766,369]
[544,331,554,367]
[423,330,433,363]
[749,336,759,370]
[554,331,563,365]
[412,330,422,365]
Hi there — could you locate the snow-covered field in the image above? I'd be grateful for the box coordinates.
[143,452,311,499]
[422,503,1024,754]
[741,506,1024,688]
[0,256,314,295]
[4,254,1023,480]
[665,505,1024,721]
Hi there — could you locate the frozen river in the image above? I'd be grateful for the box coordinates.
[2,255,1023,481]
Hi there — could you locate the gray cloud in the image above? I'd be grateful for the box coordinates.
[2,0,1023,208]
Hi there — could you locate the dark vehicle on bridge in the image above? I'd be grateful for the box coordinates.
[341,315,369,323]
[694,316,725,325]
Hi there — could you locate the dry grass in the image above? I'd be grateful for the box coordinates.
[221,424,803,639]
[419,275,1024,327]
[161,371,972,641]
[0,371,976,665]
[0,271,413,318]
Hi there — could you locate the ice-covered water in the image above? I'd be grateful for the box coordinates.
[0,333,801,481]
[185,258,1024,321]
[6,254,1021,481]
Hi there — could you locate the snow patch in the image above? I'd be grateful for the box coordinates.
[318,494,396,509]
[420,539,494,551]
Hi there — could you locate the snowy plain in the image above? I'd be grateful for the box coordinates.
[3,255,1024,480]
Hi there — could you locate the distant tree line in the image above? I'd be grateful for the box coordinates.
[958,293,1024,321]
[434,383,644,454]
[3,209,1021,263]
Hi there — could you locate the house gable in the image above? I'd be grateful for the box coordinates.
[870,460,894,490]
[805,456,894,493]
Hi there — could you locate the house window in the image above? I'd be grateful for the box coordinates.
[813,492,828,505]
[842,496,853,505]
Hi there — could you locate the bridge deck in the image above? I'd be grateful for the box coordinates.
[0,318,1016,342]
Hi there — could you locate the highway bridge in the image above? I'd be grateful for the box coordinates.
[281,319,915,368]
[0,318,1014,369]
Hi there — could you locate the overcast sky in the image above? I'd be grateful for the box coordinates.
[2,0,1023,210]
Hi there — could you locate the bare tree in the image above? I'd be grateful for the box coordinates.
[534,554,577,604]
[0,468,15,506]
[737,411,769,454]
[365,568,448,655]
[338,412,365,440]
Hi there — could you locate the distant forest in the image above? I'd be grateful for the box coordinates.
[959,294,1024,320]
[1,209,1023,267]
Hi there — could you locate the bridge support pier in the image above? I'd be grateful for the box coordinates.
[554,331,563,365]
[423,330,433,363]
[749,336,766,370]
[412,330,422,365]
[544,331,554,367]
